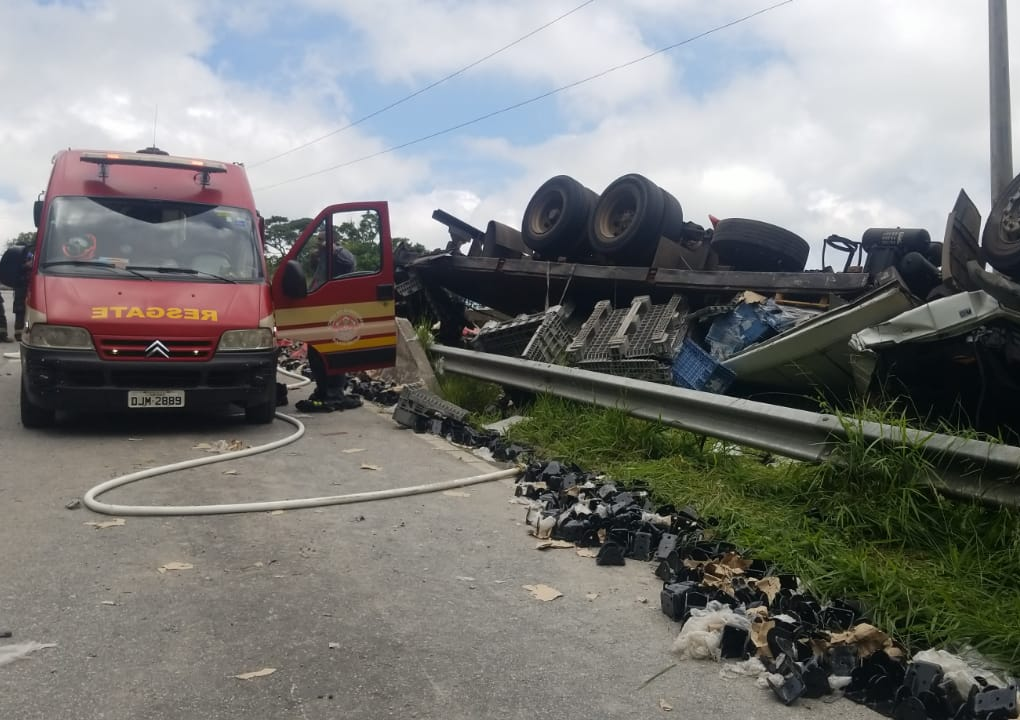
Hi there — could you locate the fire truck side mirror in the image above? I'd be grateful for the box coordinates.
[281,260,308,299]
[33,200,43,228]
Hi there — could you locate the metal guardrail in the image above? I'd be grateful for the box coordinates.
[431,345,1020,507]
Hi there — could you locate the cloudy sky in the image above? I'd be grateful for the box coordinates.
[0,0,1017,267]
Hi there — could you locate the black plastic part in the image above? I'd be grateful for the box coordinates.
[660,581,697,621]
[894,696,929,720]
[904,661,944,698]
[719,624,750,659]
[801,660,832,699]
[654,533,678,561]
[627,531,652,561]
[972,687,1017,719]
[768,672,806,706]
[827,645,859,677]
[595,541,626,566]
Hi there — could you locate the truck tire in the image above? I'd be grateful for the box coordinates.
[245,400,277,424]
[982,173,1020,278]
[20,378,55,429]
[522,175,599,260]
[589,174,674,266]
[711,218,810,272]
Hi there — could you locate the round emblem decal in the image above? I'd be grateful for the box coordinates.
[328,308,363,344]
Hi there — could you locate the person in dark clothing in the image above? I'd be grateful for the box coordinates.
[0,291,10,342]
[12,244,33,341]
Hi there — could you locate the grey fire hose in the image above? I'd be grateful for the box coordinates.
[82,367,519,516]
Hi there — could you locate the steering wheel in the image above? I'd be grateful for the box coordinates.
[62,234,97,260]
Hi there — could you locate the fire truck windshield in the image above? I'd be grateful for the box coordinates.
[41,197,261,282]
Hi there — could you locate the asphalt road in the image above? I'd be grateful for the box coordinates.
[0,295,881,719]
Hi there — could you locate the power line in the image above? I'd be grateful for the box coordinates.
[248,0,597,168]
[255,0,793,192]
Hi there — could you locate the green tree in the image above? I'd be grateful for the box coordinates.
[263,216,311,275]
[262,213,424,276]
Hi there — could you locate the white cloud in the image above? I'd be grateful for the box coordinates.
[1,0,1018,272]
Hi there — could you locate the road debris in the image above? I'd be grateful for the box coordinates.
[64,498,81,510]
[157,562,194,574]
[360,463,381,471]
[0,642,57,667]
[511,459,1020,717]
[84,518,125,529]
[658,699,673,712]
[522,584,563,602]
[234,667,276,680]
[193,439,247,453]
[535,540,574,550]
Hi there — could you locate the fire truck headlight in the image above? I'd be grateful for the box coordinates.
[217,328,274,352]
[25,324,95,350]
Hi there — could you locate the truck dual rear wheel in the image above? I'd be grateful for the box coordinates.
[588,174,685,267]
[521,175,599,260]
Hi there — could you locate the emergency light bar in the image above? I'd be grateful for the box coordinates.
[80,151,229,188]
[79,151,229,173]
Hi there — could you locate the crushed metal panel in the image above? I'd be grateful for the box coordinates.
[850,290,1020,349]
[941,190,982,293]
[721,279,916,392]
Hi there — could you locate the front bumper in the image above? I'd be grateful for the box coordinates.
[21,346,278,412]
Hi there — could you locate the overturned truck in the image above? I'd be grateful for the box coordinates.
[397,171,1020,435]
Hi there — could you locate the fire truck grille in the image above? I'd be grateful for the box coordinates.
[97,338,215,361]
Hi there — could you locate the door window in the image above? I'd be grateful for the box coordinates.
[293,209,383,294]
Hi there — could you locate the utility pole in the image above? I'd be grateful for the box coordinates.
[989,0,1013,202]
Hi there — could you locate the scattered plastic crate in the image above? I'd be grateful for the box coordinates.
[671,338,737,393]
[576,358,673,384]
[392,384,470,432]
[521,309,574,363]
[473,305,573,361]
[567,295,687,363]
[472,313,546,356]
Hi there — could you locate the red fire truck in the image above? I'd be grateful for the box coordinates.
[2,147,396,428]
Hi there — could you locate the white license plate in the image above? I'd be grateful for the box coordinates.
[127,390,186,409]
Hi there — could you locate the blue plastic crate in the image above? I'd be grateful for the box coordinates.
[671,339,737,393]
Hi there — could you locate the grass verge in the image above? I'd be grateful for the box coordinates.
[505,394,1020,673]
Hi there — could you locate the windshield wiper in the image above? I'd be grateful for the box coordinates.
[42,260,152,280]
[127,266,238,284]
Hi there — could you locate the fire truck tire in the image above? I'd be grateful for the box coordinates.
[20,379,55,429]
[710,218,810,272]
[589,173,666,266]
[522,175,599,260]
[982,173,1020,279]
[245,400,277,424]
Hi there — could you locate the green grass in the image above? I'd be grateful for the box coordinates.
[501,394,1020,673]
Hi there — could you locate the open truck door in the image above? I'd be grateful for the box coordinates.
[271,202,397,374]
